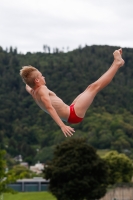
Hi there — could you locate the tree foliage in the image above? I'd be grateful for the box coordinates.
[103,151,133,184]
[8,165,36,179]
[44,138,109,200]
[0,150,16,196]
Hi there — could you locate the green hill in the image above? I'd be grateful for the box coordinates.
[0,45,133,163]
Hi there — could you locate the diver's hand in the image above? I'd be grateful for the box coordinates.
[61,125,75,137]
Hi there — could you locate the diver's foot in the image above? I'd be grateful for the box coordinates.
[113,48,125,67]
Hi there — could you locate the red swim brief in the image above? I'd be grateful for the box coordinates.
[67,104,83,124]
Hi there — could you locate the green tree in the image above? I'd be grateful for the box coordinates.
[103,151,133,184]
[44,138,109,200]
[9,165,34,179]
[0,150,16,199]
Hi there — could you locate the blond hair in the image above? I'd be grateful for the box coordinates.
[20,65,39,88]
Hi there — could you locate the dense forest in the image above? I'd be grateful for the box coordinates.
[0,45,133,164]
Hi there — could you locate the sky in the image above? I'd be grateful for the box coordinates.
[0,0,133,54]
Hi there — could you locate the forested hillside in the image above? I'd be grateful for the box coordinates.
[0,45,133,164]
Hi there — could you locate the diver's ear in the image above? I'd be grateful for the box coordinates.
[34,78,39,83]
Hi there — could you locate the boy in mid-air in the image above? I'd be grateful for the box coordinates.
[20,49,124,137]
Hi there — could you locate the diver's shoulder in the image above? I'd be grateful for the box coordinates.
[37,85,49,95]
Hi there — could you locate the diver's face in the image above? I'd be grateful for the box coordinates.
[36,71,46,85]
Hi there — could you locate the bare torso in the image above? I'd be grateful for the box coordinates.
[31,85,70,121]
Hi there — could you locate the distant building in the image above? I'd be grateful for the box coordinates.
[30,162,44,174]
[8,177,49,192]
[14,155,23,162]
[20,162,29,168]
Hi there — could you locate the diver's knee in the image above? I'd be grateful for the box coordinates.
[87,82,100,92]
